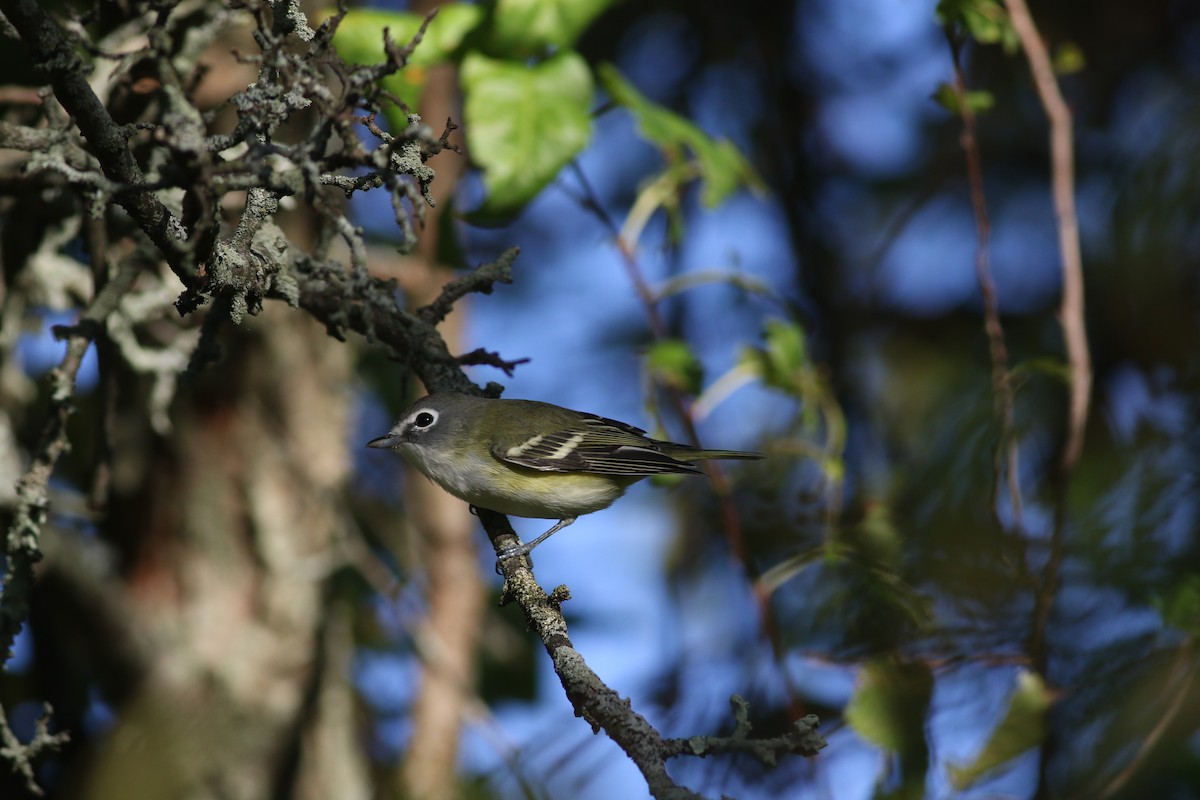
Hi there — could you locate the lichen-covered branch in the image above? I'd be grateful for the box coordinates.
[478,510,826,800]
[0,1,528,674]
[0,259,141,662]
[0,0,195,284]
[0,702,70,797]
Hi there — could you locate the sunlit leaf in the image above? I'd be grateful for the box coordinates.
[846,659,933,797]
[596,64,764,207]
[949,670,1052,790]
[932,83,995,115]
[461,52,593,221]
[935,0,1018,54]
[490,0,618,53]
[646,339,704,395]
[742,319,808,395]
[329,6,484,114]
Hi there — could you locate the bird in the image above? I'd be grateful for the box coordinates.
[367,393,762,562]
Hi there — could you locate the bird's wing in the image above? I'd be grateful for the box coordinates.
[492,415,701,476]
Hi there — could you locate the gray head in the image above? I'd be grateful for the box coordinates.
[366,393,483,451]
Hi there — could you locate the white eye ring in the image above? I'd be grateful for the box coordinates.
[409,409,439,429]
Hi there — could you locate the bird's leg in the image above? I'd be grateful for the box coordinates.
[496,517,577,565]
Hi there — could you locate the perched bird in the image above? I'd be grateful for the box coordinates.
[367,393,762,561]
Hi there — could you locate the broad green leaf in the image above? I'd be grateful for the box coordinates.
[763,320,807,381]
[329,6,484,113]
[846,661,934,753]
[740,319,809,395]
[949,670,1052,790]
[935,0,1018,53]
[645,339,703,395]
[462,52,592,221]
[846,660,933,799]
[597,64,763,207]
[490,0,618,53]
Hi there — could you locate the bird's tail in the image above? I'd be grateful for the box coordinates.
[671,448,763,462]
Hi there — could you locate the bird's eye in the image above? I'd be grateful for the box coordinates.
[414,411,436,428]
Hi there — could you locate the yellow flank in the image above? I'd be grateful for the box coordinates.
[458,455,637,519]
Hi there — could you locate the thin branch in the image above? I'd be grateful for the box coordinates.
[1003,0,1092,668]
[0,702,70,797]
[455,347,530,377]
[945,35,1025,535]
[1003,4,1091,797]
[478,510,824,800]
[0,258,142,661]
[565,159,808,721]
[1004,0,1091,478]
[417,247,518,325]
[662,695,825,767]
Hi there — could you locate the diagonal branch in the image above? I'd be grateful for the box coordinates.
[478,510,825,800]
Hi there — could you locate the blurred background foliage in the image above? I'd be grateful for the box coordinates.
[2,0,1200,798]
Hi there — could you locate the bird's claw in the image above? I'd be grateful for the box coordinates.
[494,542,532,574]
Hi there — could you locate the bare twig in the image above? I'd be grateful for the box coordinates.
[1004,0,1091,478]
[1003,0,1092,668]
[565,159,808,720]
[417,247,518,325]
[945,35,1024,534]
[1003,4,1091,796]
[455,347,530,376]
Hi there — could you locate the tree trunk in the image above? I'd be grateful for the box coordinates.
[78,306,368,800]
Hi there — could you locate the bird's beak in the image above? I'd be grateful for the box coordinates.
[367,432,404,449]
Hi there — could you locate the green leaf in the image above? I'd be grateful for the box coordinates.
[596,64,763,207]
[949,670,1052,790]
[932,83,995,115]
[846,660,934,753]
[846,660,933,799]
[461,52,593,221]
[1154,575,1200,635]
[490,0,617,53]
[1054,42,1086,75]
[1008,357,1072,386]
[645,339,704,395]
[935,0,1018,53]
[329,6,484,114]
[742,319,808,394]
